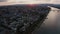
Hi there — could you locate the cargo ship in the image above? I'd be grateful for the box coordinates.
[0,4,51,34]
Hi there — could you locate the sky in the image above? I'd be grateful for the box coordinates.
[0,0,60,6]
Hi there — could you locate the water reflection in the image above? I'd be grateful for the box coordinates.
[32,9,60,34]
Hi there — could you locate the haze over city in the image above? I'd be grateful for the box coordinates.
[0,0,60,6]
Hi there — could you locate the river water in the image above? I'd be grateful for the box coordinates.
[32,8,60,34]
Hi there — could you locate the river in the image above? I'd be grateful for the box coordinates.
[32,8,60,34]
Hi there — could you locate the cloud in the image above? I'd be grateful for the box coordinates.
[0,0,7,2]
